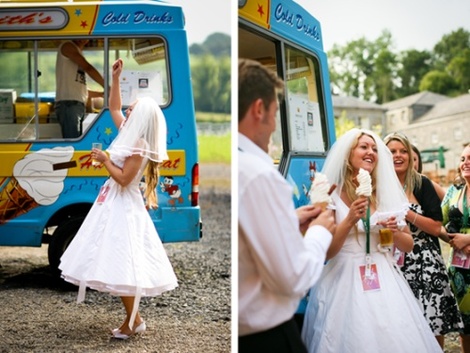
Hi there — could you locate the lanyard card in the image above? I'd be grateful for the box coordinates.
[359,263,381,291]
[451,249,470,269]
[97,185,110,204]
[393,246,405,267]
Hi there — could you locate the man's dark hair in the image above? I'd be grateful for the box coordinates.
[238,58,284,123]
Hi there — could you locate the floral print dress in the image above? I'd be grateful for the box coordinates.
[399,176,463,335]
[443,184,470,334]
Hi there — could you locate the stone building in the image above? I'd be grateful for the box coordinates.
[333,91,470,185]
[388,93,470,184]
[332,95,386,134]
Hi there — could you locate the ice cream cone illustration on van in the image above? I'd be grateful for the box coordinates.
[0,146,74,224]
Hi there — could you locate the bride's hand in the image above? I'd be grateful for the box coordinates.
[348,197,368,224]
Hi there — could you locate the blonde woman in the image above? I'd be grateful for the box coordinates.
[301,128,442,353]
[441,143,470,352]
[59,59,177,339]
[385,132,462,349]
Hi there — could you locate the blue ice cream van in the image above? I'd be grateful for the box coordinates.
[0,0,201,272]
[239,0,337,323]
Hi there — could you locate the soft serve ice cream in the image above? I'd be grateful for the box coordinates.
[310,172,332,211]
[355,168,372,197]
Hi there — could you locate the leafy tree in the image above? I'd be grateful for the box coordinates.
[433,28,470,70]
[189,32,231,113]
[204,33,231,57]
[446,48,470,93]
[189,43,206,56]
[328,30,397,103]
[419,70,457,94]
[214,56,231,113]
[190,32,231,57]
[191,55,231,113]
[373,47,397,103]
[334,110,356,138]
[397,49,432,97]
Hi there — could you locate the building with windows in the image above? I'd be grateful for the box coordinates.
[333,91,470,185]
[396,93,470,184]
[332,95,386,135]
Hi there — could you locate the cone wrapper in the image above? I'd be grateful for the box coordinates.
[315,202,329,212]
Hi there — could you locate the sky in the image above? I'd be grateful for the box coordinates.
[295,0,470,52]
[162,0,470,52]
[166,0,232,45]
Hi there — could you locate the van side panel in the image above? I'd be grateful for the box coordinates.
[0,1,201,249]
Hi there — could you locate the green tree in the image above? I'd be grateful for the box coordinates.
[203,33,231,57]
[328,30,397,103]
[189,43,206,56]
[397,49,432,97]
[334,111,356,138]
[189,32,231,57]
[433,28,470,70]
[373,47,397,103]
[446,48,470,93]
[419,70,457,94]
[191,54,231,113]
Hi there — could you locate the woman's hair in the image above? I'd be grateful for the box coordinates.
[108,97,168,209]
[455,144,470,187]
[411,144,423,173]
[342,132,377,206]
[322,128,408,217]
[384,132,422,191]
[144,160,161,209]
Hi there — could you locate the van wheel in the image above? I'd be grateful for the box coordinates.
[48,216,84,276]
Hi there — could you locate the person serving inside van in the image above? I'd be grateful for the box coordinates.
[55,39,105,138]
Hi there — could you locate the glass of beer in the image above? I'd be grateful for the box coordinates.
[92,142,102,166]
[379,228,394,248]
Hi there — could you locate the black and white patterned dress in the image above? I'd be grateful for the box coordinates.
[400,177,463,335]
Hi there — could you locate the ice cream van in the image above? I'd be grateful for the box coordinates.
[239,0,336,324]
[0,0,201,272]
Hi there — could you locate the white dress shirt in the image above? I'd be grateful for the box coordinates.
[238,133,333,336]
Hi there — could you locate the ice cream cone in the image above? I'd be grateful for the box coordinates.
[0,177,38,224]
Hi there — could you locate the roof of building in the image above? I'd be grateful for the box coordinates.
[414,94,470,122]
[332,95,386,111]
[381,91,449,110]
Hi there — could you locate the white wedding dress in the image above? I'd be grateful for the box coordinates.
[59,154,177,300]
[301,194,442,353]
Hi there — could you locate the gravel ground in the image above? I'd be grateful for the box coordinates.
[0,162,464,353]
[0,163,231,353]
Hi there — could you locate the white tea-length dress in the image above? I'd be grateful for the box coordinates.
[301,193,441,353]
[59,147,177,304]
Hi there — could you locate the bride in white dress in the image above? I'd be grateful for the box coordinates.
[59,59,177,339]
[301,128,442,352]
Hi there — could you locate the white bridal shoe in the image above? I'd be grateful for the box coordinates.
[112,321,146,340]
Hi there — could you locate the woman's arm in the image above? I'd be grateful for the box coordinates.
[392,226,414,253]
[92,149,143,187]
[108,58,126,128]
[326,197,368,260]
[408,176,443,237]
[405,209,442,237]
[378,216,414,253]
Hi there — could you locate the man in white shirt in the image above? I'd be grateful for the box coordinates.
[55,39,105,138]
[238,58,335,353]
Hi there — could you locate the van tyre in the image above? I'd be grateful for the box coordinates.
[48,216,84,277]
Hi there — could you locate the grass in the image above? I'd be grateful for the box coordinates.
[198,133,231,164]
[196,111,231,123]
